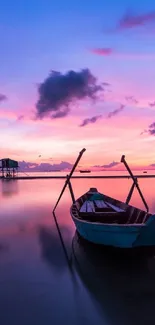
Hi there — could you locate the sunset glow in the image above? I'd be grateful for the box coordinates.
[1,0,155,170]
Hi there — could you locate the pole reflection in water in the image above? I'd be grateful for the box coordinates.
[73,233,155,325]
[72,231,155,325]
[38,224,72,273]
[37,215,155,325]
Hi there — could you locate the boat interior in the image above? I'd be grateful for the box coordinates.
[71,188,151,225]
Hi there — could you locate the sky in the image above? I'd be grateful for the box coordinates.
[1,0,155,170]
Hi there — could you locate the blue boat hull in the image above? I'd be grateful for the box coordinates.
[134,215,155,247]
[72,215,155,248]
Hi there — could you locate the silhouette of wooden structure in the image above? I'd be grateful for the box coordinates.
[0,158,18,178]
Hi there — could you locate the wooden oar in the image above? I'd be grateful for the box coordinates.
[53,148,86,212]
[121,155,149,212]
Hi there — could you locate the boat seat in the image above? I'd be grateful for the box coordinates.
[93,200,125,214]
[79,199,127,223]
[79,210,127,223]
[94,200,108,209]
[80,200,115,214]
[93,200,114,213]
[80,201,95,213]
[80,201,87,212]
[105,202,125,213]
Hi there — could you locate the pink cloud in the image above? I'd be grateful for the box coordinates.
[0,94,7,103]
[94,161,120,169]
[17,115,25,121]
[142,122,155,136]
[149,101,155,107]
[90,48,113,56]
[118,11,155,30]
[125,96,138,104]
[79,115,102,127]
[107,104,125,118]
[91,49,155,60]
[19,160,73,172]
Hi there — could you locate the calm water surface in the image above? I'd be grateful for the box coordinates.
[0,174,155,325]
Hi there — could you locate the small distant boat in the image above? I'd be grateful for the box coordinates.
[80,170,91,173]
[143,171,147,174]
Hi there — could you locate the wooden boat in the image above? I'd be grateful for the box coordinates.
[70,187,155,248]
[53,148,155,249]
[143,171,147,173]
[80,170,91,173]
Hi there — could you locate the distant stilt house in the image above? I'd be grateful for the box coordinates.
[0,158,18,178]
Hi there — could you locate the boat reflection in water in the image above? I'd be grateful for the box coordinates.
[72,231,155,325]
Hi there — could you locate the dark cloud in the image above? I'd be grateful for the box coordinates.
[149,163,155,167]
[149,122,155,129]
[90,48,113,56]
[107,104,125,119]
[149,101,155,107]
[79,115,102,127]
[141,122,155,136]
[0,94,7,103]
[36,69,103,119]
[125,96,138,104]
[148,129,155,136]
[51,106,70,119]
[19,160,73,172]
[118,11,155,30]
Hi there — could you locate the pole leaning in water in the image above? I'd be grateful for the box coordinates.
[121,155,149,212]
[53,148,86,212]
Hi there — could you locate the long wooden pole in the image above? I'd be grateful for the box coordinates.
[121,155,149,212]
[53,148,86,212]
[125,180,135,204]
[67,177,75,204]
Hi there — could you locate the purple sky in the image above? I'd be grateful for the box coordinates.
[1,0,155,169]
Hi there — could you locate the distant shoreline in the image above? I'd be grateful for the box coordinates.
[17,169,155,173]
[1,174,155,180]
